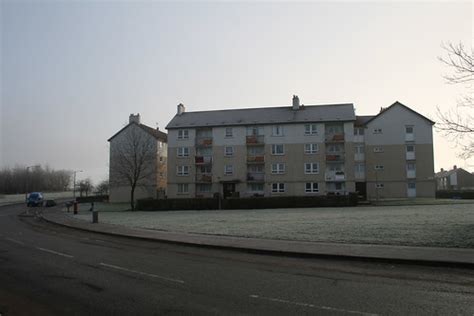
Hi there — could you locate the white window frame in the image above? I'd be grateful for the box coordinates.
[224,146,234,157]
[271,183,285,193]
[177,147,190,157]
[354,128,364,136]
[271,163,285,174]
[304,143,319,154]
[373,128,382,134]
[374,165,384,171]
[224,164,233,175]
[406,145,415,153]
[405,126,414,134]
[225,127,233,138]
[272,125,284,137]
[304,124,318,135]
[177,183,189,194]
[304,162,319,174]
[178,129,189,139]
[407,162,416,170]
[373,146,384,153]
[407,182,416,189]
[305,182,319,193]
[271,144,285,155]
[177,165,190,176]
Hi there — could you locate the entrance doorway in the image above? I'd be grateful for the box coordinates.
[223,183,236,198]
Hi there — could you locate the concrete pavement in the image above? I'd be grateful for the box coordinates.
[39,207,474,269]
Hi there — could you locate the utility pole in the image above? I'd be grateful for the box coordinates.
[25,165,40,202]
[73,170,83,200]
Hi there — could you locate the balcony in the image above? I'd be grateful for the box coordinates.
[407,170,416,179]
[325,133,345,143]
[405,133,414,142]
[195,137,213,147]
[195,156,212,165]
[325,171,346,182]
[326,154,345,162]
[406,152,415,160]
[196,173,212,183]
[246,135,265,145]
[247,155,265,164]
[247,173,265,182]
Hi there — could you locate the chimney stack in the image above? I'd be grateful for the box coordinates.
[129,113,140,124]
[453,165,457,170]
[292,95,300,110]
[440,168,444,172]
[177,103,186,116]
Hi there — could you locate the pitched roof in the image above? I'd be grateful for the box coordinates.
[355,115,375,126]
[108,122,167,142]
[364,101,435,126]
[166,103,356,129]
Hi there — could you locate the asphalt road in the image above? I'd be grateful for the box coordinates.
[1,204,473,316]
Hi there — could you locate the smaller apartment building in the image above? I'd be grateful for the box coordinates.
[166,98,435,200]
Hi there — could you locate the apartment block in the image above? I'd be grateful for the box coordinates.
[108,114,168,203]
[166,98,435,200]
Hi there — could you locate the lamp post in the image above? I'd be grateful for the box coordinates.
[73,170,83,200]
[25,165,40,202]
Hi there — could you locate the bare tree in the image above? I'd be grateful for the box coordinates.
[109,127,156,211]
[78,178,93,197]
[437,42,473,159]
[95,179,109,195]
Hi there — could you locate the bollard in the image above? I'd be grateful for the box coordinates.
[92,210,98,223]
[73,201,78,215]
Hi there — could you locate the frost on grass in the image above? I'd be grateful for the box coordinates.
[71,204,474,248]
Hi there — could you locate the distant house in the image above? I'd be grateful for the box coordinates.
[108,114,167,203]
[435,166,474,190]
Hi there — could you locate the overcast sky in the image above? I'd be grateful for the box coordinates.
[1,1,472,183]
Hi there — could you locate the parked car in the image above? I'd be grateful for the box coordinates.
[26,192,44,207]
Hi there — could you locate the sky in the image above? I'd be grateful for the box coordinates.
[1,1,473,183]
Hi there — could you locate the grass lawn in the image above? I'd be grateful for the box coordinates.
[71,202,474,248]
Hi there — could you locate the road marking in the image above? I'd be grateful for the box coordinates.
[249,294,379,316]
[36,247,74,258]
[5,237,25,245]
[99,262,185,284]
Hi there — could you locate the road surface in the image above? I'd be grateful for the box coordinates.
[1,203,473,315]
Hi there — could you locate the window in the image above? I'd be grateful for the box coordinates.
[373,128,382,134]
[271,144,284,155]
[355,163,365,173]
[271,163,285,174]
[272,125,284,136]
[224,146,234,157]
[247,126,264,136]
[376,183,384,189]
[271,183,285,193]
[199,165,212,174]
[407,162,416,170]
[178,183,189,194]
[327,144,343,153]
[305,143,319,154]
[304,124,318,135]
[177,147,189,157]
[335,182,343,190]
[355,145,365,154]
[373,146,384,153]
[225,127,233,138]
[305,182,319,193]
[406,126,414,134]
[178,129,189,139]
[248,183,264,192]
[354,128,365,136]
[304,162,319,174]
[224,165,233,175]
[374,165,384,171]
[406,145,415,153]
[197,184,211,193]
[177,165,189,176]
[408,182,416,189]
[248,164,264,173]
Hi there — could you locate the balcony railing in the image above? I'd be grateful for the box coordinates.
[195,156,212,164]
[326,154,345,162]
[247,173,265,182]
[247,155,265,163]
[325,171,346,182]
[196,174,212,183]
[246,135,265,145]
[195,137,213,147]
[325,133,345,142]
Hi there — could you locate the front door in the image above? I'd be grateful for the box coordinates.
[407,182,416,198]
[223,183,236,198]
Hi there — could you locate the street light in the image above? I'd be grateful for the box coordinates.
[73,170,83,200]
[25,165,40,202]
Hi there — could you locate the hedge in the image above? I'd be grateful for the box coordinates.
[76,195,109,203]
[436,190,474,199]
[137,194,358,211]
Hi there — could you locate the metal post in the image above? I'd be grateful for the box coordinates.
[73,170,83,200]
